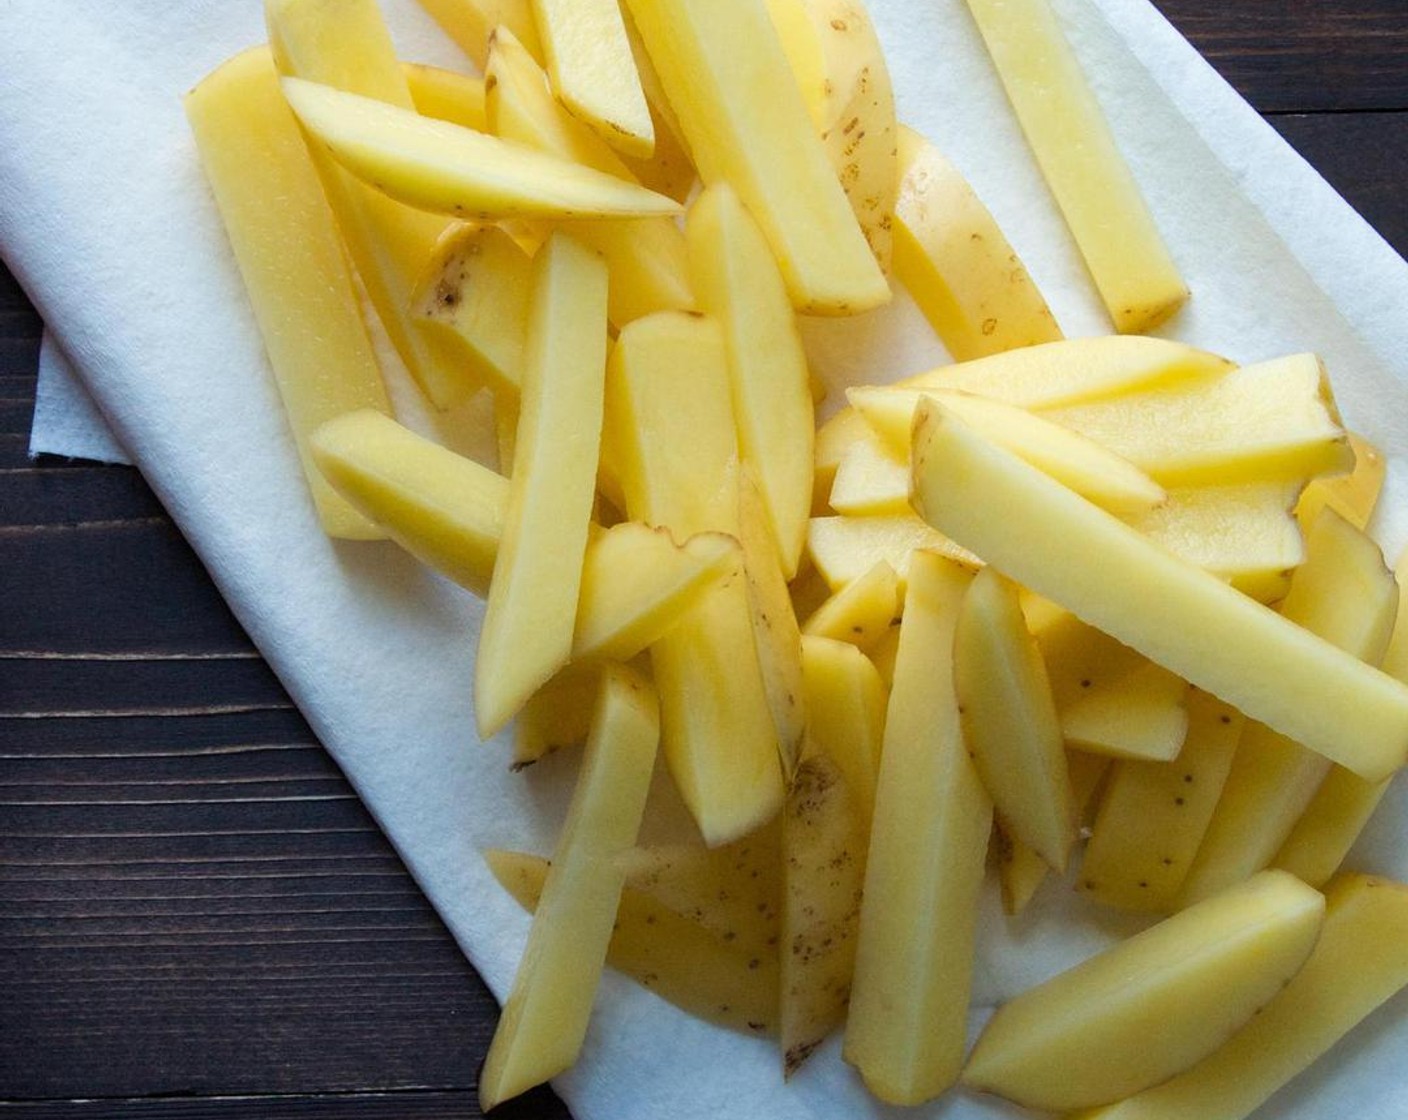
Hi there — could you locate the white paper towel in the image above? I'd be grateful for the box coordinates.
[10,1,1408,1116]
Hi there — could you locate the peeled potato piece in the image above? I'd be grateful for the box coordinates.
[963,871,1325,1112]
[279,77,681,221]
[910,399,1408,784]
[801,559,900,652]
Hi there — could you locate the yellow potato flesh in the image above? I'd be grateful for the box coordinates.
[800,559,900,652]
[964,871,1325,1112]
[1078,873,1408,1120]
[963,0,1187,332]
[827,434,910,518]
[402,62,486,130]
[853,387,1167,514]
[845,552,991,1105]
[799,635,885,818]
[900,334,1232,408]
[484,27,692,327]
[414,0,542,69]
[186,47,388,541]
[475,234,608,738]
[486,848,778,1036]
[266,0,472,408]
[280,77,681,222]
[573,524,740,663]
[1295,430,1386,532]
[478,664,659,1110]
[955,568,1076,871]
[1178,509,1397,904]
[813,406,871,508]
[606,312,785,846]
[807,515,980,591]
[688,184,814,576]
[997,751,1108,915]
[738,466,807,778]
[1125,481,1306,603]
[532,0,654,157]
[513,664,599,770]
[412,223,532,397]
[311,409,506,594]
[893,125,1061,359]
[1081,690,1245,913]
[1044,353,1353,487]
[909,400,1408,783]
[1061,662,1189,762]
[766,0,898,268]
[781,735,869,1075]
[622,0,888,314]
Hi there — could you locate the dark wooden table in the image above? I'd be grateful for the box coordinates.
[3,4,1406,1116]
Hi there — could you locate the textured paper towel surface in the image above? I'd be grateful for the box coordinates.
[10,0,1408,1116]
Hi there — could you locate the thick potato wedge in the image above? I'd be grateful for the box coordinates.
[845,552,990,1105]
[1078,873,1408,1120]
[963,871,1325,1112]
[1060,662,1189,763]
[623,0,888,314]
[186,47,389,541]
[1295,430,1385,532]
[807,515,980,591]
[479,665,659,1109]
[892,125,1061,358]
[532,0,654,157]
[475,234,608,738]
[963,0,1187,332]
[800,559,900,652]
[910,399,1408,783]
[799,636,885,816]
[280,77,681,221]
[827,432,910,517]
[415,0,542,68]
[403,61,486,129]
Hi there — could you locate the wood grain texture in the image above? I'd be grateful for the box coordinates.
[2,3,1405,1117]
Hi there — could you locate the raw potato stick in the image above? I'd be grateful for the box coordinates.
[475,233,607,738]
[623,0,889,314]
[185,47,389,541]
[909,399,1408,783]
[478,665,660,1109]
[844,552,991,1105]
[532,0,654,157]
[892,124,1061,359]
[415,0,543,68]
[266,0,472,408]
[1077,873,1408,1120]
[279,77,681,221]
[963,0,1188,332]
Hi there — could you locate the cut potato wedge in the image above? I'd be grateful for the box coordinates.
[513,664,600,770]
[963,871,1325,1112]
[267,0,471,407]
[688,183,814,577]
[845,552,990,1105]
[415,0,542,68]
[607,312,785,845]
[807,515,981,591]
[412,223,532,397]
[901,334,1231,408]
[475,234,608,738]
[892,125,1061,359]
[484,27,692,327]
[1080,690,1245,913]
[801,559,900,652]
[781,735,869,1075]
[955,568,1075,871]
[1295,430,1385,532]
[532,0,654,157]
[1060,662,1189,762]
[487,848,778,1035]
[1043,353,1353,487]
[827,433,910,517]
[1078,873,1408,1120]
[910,400,1408,783]
[479,664,659,1110]
[280,77,681,220]
[963,0,1187,332]
[800,635,886,818]
[853,387,1167,514]
[186,47,389,541]
[623,0,888,314]
[403,62,486,129]
[310,410,507,595]
[1179,509,1398,904]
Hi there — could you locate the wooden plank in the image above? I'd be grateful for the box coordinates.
[0,1090,568,1118]
[1155,0,1408,112]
